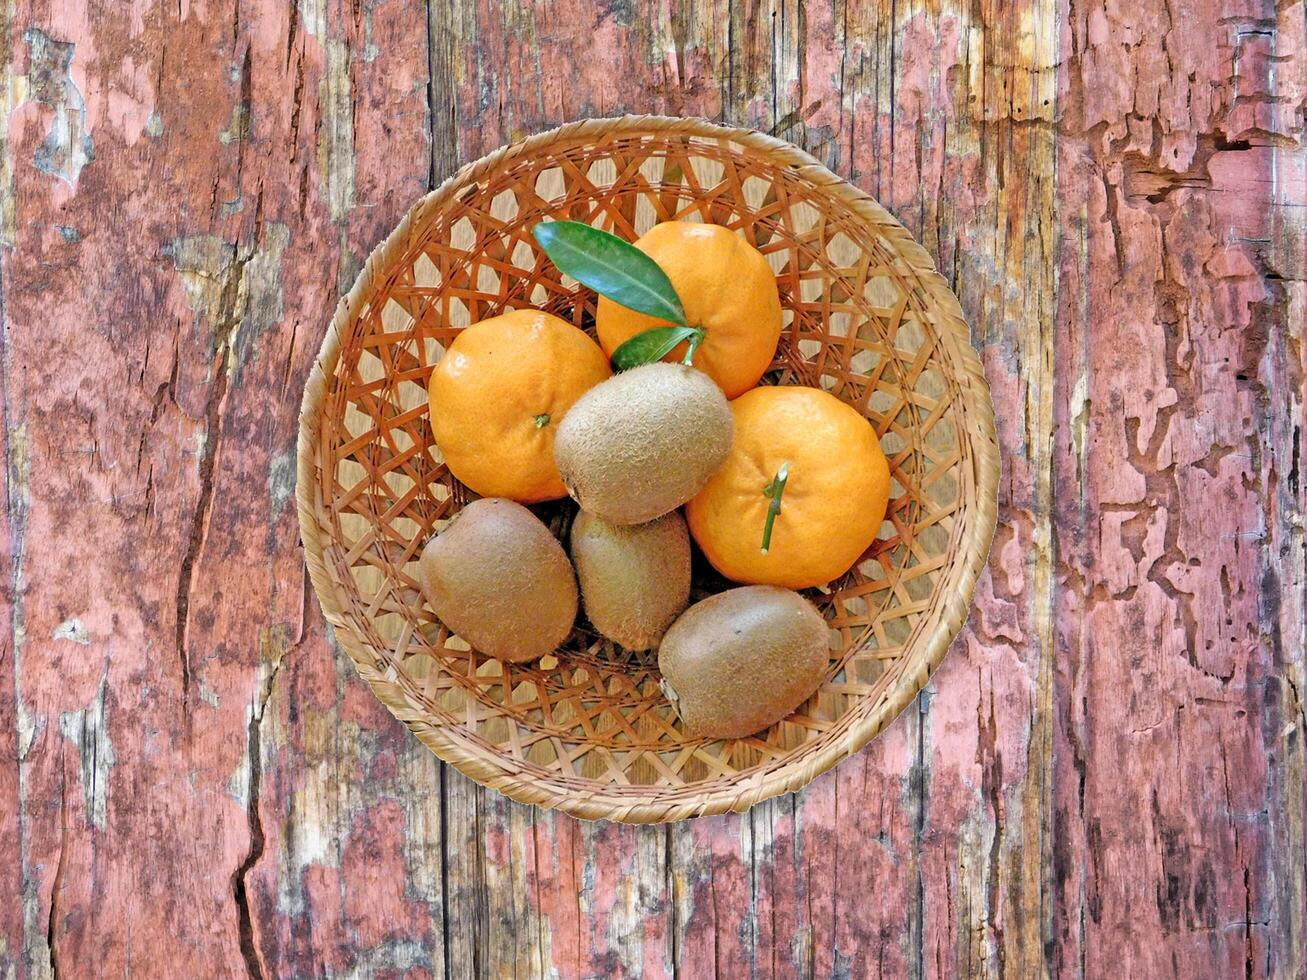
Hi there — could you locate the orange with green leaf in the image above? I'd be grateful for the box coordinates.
[594,221,782,398]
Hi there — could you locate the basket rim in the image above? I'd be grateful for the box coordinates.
[296,114,1000,823]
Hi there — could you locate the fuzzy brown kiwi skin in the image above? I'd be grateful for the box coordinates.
[417,498,577,663]
[553,362,733,526]
[658,585,829,739]
[571,509,691,650]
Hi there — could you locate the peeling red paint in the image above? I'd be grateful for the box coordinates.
[1,0,1302,976]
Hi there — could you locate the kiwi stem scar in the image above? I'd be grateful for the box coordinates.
[534,413,550,428]
[660,677,680,707]
[760,462,790,554]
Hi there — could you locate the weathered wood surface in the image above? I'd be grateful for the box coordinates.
[1,0,1303,976]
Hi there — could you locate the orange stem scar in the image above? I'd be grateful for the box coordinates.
[760,462,790,554]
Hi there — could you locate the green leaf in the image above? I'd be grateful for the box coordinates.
[611,326,703,371]
[532,220,688,326]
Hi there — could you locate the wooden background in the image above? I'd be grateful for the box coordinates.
[1,0,1303,976]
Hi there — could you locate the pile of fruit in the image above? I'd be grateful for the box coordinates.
[419,220,890,740]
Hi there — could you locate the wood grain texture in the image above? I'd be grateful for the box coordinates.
[0,0,1302,977]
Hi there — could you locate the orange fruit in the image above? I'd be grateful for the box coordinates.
[429,310,611,502]
[595,222,782,398]
[686,386,891,589]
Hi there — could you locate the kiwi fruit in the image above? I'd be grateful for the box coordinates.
[658,585,829,739]
[571,509,691,650]
[553,362,733,525]
[416,498,577,663]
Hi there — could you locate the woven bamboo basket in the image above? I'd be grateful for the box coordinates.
[297,116,998,823]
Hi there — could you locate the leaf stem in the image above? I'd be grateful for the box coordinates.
[682,328,705,366]
[533,414,550,428]
[760,462,790,554]
[611,325,705,371]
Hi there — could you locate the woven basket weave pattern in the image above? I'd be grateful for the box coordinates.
[297,117,999,823]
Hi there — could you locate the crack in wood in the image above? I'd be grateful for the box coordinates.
[1121,131,1254,206]
[232,707,266,980]
[426,1,458,190]
[174,245,251,705]
[664,824,678,979]
[440,762,452,980]
[46,759,68,980]
[980,680,1007,975]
